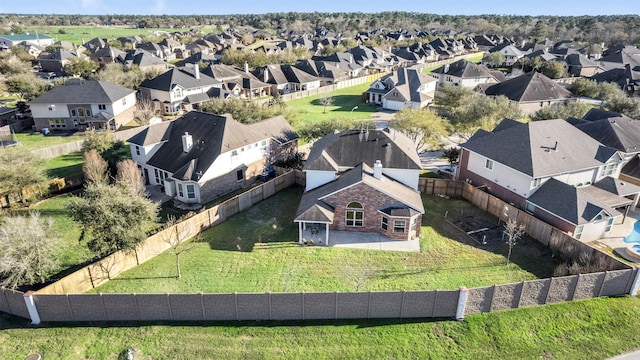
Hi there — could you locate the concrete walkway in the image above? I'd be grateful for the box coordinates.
[329,231,421,252]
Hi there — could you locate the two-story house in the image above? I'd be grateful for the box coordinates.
[459,118,640,241]
[29,79,136,131]
[431,59,499,89]
[138,64,222,116]
[364,67,437,110]
[294,128,424,245]
[127,111,298,206]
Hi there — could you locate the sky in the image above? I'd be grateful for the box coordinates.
[1,0,638,16]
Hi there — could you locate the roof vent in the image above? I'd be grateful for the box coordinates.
[182,132,193,153]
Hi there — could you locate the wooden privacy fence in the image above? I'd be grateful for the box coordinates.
[36,171,297,295]
[3,267,639,324]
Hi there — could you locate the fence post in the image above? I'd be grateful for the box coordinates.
[23,291,41,325]
[629,267,640,296]
[455,286,469,321]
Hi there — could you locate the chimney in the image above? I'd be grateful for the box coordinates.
[263,67,269,83]
[444,64,450,73]
[182,132,193,152]
[244,61,249,73]
[373,160,383,180]
[194,63,200,80]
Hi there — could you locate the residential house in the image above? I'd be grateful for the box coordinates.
[127,111,298,205]
[252,64,321,95]
[590,65,640,96]
[480,71,575,115]
[120,49,171,73]
[431,59,499,89]
[202,63,271,99]
[364,67,437,110]
[294,59,349,86]
[490,44,527,66]
[138,64,223,115]
[38,49,80,73]
[565,54,603,77]
[294,128,424,245]
[599,46,640,71]
[459,118,640,241]
[89,46,127,67]
[29,79,136,131]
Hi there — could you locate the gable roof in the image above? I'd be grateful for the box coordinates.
[127,121,172,146]
[431,59,496,79]
[304,129,422,172]
[139,66,220,91]
[528,178,621,225]
[461,119,618,177]
[575,116,640,154]
[482,71,573,102]
[246,115,299,144]
[30,79,134,104]
[295,163,424,222]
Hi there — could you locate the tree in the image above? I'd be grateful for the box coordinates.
[161,215,197,278]
[116,159,146,196]
[318,93,334,114]
[81,130,115,154]
[68,182,159,256]
[0,212,60,289]
[540,61,565,79]
[482,52,505,67]
[134,97,159,125]
[5,72,49,101]
[342,258,377,291]
[531,102,592,121]
[0,147,48,204]
[442,147,460,169]
[530,20,548,42]
[434,85,475,111]
[391,107,449,151]
[63,57,99,78]
[82,149,109,184]
[503,218,524,265]
[93,63,146,89]
[449,95,522,139]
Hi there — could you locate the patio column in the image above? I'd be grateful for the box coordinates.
[298,222,303,245]
[325,223,329,246]
[633,193,640,209]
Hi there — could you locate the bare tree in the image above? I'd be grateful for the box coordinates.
[318,93,334,114]
[504,218,524,265]
[134,97,159,126]
[82,149,109,184]
[0,212,60,289]
[116,159,146,196]
[0,146,48,204]
[161,215,197,278]
[342,259,377,291]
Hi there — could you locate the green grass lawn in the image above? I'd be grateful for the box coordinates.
[91,187,556,294]
[44,151,84,178]
[1,296,639,359]
[15,195,92,277]
[286,83,377,123]
[14,132,83,152]
[25,25,217,44]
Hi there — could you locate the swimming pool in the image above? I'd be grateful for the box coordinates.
[623,221,640,243]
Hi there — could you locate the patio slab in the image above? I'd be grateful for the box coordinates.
[329,231,421,252]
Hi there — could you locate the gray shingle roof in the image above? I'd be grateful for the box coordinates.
[575,117,640,154]
[304,128,422,171]
[593,176,640,197]
[247,115,298,144]
[462,119,618,177]
[127,121,172,146]
[30,79,134,104]
[432,59,496,79]
[482,71,573,102]
[139,66,220,91]
[528,178,620,225]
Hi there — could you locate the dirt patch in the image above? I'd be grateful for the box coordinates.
[449,215,504,245]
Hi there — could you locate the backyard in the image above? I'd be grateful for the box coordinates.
[285,83,378,123]
[91,186,558,294]
[14,132,83,152]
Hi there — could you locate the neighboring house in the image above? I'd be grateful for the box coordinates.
[294,59,349,86]
[201,63,272,99]
[459,118,640,241]
[38,49,80,73]
[29,79,136,131]
[0,33,53,50]
[489,44,527,66]
[138,64,223,115]
[90,46,127,67]
[590,64,640,97]
[364,67,436,110]
[480,71,575,115]
[127,111,298,205]
[253,64,321,95]
[294,128,424,245]
[565,54,603,77]
[431,59,499,89]
[119,49,171,73]
[599,45,640,71]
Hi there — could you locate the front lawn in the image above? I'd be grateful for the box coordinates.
[92,187,556,294]
[1,296,639,359]
[286,83,377,123]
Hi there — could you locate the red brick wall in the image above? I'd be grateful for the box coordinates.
[323,182,420,240]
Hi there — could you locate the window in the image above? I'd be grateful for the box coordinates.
[154,169,159,183]
[601,160,617,177]
[485,159,494,170]
[381,216,388,231]
[393,220,406,233]
[135,146,140,156]
[177,183,184,197]
[85,109,92,117]
[122,98,127,106]
[574,225,584,239]
[78,108,85,117]
[525,202,535,214]
[345,202,363,227]
[71,109,77,117]
[174,88,182,98]
[605,217,614,233]
[236,169,244,181]
[98,104,106,110]
[48,119,66,128]
[186,184,195,199]
[593,214,604,222]
[411,217,418,231]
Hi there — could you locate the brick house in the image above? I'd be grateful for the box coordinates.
[128,111,297,206]
[294,129,424,245]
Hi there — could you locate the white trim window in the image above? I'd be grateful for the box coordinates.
[177,183,184,197]
[381,216,388,231]
[393,220,406,233]
[485,159,494,170]
[574,225,584,239]
[186,184,196,199]
[601,160,617,177]
[345,202,363,227]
